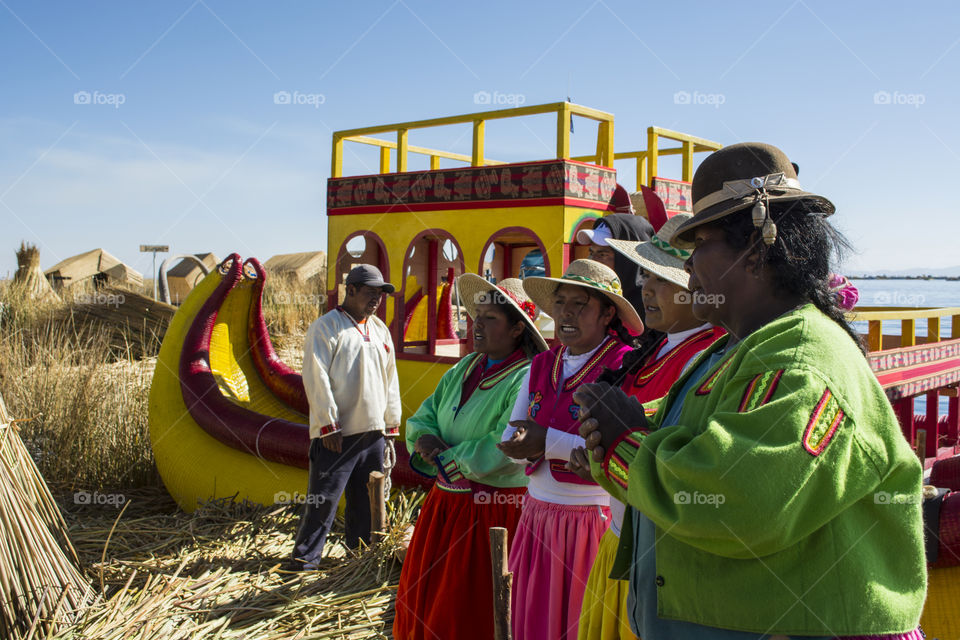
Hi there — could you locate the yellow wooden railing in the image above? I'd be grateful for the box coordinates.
[572,126,722,188]
[849,306,960,352]
[331,102,616,178]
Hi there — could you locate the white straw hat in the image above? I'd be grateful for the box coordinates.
[455,274,549,352]
[606,213,694,290]
[521,259,644,334]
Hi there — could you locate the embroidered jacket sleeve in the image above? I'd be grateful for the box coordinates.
[436,399,524,482]
[592,366,885,559]
[302,318,341,436]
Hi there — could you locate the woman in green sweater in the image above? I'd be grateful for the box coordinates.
[394,274,548,640]
[576,143,926,639]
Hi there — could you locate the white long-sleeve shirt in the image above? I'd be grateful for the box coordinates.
[503,341,611,506]
[302,308,401,439]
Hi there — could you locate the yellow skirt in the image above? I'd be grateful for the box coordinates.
[578,528,640,640]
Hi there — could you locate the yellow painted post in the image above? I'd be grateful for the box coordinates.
[397,129,408,173]
[598,120,614,168]
[682,140,695,182]
[637,153,648,188]
[331,135,344,178]
[928,316,941,344]
[646,129,659,184]
[557,105,571,160]
[430,155,441,170]
[868,320,882,352]
[901,318,916,348]
[379,146,391,174]
[472,119,485,167]
[954,314,960,339]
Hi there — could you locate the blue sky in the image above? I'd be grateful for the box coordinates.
[2,0,959,280]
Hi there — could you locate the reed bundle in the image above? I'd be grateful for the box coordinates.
[0,392,94,639]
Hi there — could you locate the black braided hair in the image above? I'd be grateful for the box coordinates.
[585,289,641,350]
[596,328,666,387]
[708,199,866,354]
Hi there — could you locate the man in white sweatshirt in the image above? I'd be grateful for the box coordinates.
[291,264,401,568]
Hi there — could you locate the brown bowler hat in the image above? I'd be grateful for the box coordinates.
[670,142,835,244]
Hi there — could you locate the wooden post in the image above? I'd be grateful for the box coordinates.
[367,471,387,539]
[489,527,512,640]
[915,429,927,463]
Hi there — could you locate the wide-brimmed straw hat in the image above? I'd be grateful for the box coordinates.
[671,142,835,245]
[522,260,644,334]
[606,213,694,290]
[456,274,549,352]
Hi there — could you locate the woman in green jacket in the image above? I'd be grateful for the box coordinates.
[576,143,926,639]
[394,274,548,640]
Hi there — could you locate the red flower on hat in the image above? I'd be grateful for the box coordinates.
[497,285,537,321]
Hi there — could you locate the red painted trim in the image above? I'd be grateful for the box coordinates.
[398,229,466,355]
[477,226,552,280]
[333,230,390,322]
[327,196,614,216]
[874,358,960,387]
[427,239,438,354]
[562,243,571,271]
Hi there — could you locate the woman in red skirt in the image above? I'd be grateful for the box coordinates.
[393,275,548,640]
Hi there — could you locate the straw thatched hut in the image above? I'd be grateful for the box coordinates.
[13,242,59,301]
[166,253,217,304]
[263,251,326,283]
[44,248,143,291]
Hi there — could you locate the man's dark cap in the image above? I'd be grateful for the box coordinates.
[345,264,395,293]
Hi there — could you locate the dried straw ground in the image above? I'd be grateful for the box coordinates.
[2,274,427,638]
[47,487,424,639]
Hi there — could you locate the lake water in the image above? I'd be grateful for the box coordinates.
[849,278,960,416]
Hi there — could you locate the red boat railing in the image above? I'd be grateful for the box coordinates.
[852,306,960,464]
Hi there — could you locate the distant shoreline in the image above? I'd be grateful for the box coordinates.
[849,276,960,281]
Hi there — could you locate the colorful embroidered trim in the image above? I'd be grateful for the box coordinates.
[318,423,340,436]
[643,406,659,416]
[561,273,623,296]
[435,476,472,493]
[695,351,737,396]
[602,430,646,490]
[463,352,529,390]
[480,358,529,390]
[650,233,691,259]
[460,352,485,382]
[437,453,464,483]
[737,369,784,412]
[803,388,845,456]
[634,328,715,386]
[551,337,619,391]
[385,425,400,437]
